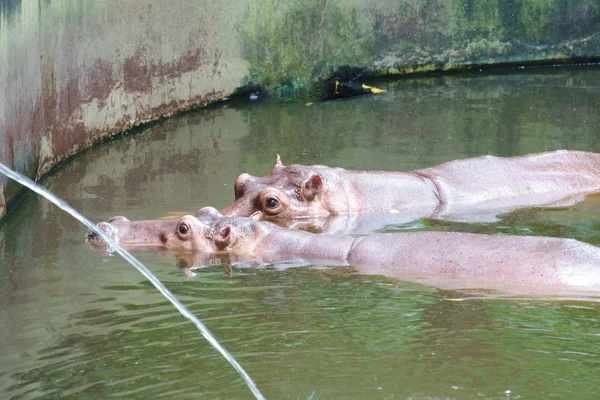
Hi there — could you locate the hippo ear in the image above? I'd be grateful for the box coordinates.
[275,154,284,167]
[214,225,232,250]
[302,174,323,201]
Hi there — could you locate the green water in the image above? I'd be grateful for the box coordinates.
[3,68,600,398]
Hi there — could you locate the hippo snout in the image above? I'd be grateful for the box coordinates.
[86,217,128,246]
[85,222,111,245]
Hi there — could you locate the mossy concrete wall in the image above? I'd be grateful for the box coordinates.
[2,0,600,220]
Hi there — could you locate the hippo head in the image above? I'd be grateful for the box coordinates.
[87,207,272,254]
[221,155,340,221]
[87,213,214,252]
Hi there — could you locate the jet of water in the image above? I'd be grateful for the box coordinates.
[0,163,266,400]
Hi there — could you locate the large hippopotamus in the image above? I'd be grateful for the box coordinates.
[88,208,600,295]
[220,151,600,226]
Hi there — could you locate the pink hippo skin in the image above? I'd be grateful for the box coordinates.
[88,208,600,297]
[220,151,600,230]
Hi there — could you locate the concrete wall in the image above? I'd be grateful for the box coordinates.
[2,0,600,220]
[0,1,247,219]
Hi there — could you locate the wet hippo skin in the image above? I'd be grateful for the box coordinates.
[88,208,600,296]
[220,150,600,227]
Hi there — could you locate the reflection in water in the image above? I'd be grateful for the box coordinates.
[159,239,600,302]
[3,68,600,398]
[384,193,600,246]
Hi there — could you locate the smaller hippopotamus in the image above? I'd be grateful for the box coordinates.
[88,207,600,295]
[220,151,600,226]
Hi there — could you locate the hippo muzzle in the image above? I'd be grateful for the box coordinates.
[86,216,132,246]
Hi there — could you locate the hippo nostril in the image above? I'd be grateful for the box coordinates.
[85,231,97,241]
[86,228,104,242]
[87,221,120,245]
[238,173,254,184]
[86,222,110,242]
[196,207,223,223]
[234,173,257,198]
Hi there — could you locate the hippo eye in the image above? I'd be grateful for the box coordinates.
[265,197,279,209]
[178,223,190,235]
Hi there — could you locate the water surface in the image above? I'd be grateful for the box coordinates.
[2,68,600,398]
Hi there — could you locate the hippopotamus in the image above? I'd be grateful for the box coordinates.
[88,208,600,295]
[220,151,600,227]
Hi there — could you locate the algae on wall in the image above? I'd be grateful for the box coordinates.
[242,0,379,99]
[242,0,600,99]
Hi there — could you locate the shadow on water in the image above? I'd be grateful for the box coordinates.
[3,68,600,398]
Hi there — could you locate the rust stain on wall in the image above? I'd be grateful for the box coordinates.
[124,48,208,93]
[123,56,152,93]
[87,60,116,107]
[41,53,57,128]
